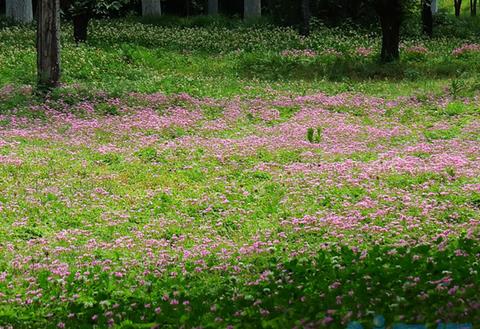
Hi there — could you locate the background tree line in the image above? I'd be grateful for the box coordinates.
[0,0,475,89]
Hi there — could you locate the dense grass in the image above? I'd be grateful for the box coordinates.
[0,12,480,329]
[0,15,479,98]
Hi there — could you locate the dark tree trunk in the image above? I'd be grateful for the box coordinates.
[376,0,401,62]
[471,0,477,15]
[421,0,433,37]
[73,13,90,43]
[454,0,462,16]
[300,0,311,36]
[37,0,61,89]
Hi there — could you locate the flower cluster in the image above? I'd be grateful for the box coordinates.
[405,45,429,54]
[355,46,373,57]
[280,49,318,58]
[452,43,480,56]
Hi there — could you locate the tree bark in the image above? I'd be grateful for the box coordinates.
[376,0,401,62]
[421,0,433,37]
[244,0,261,19]
[142,0,161,16]
[300,0,311,36]
[73,13,90,43]
[5,0,33,24]
[37,0,61,89]
[185,0,190,16]
[471,0,477,15]
[208,0,219,15]
[431,0,438,13]
[454,0,462,16]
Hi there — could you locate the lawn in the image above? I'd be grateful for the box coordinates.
[0,14,479,329]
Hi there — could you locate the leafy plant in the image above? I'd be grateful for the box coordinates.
[450,78,467,99]
[306,127,322,143]
[67,0,130,17]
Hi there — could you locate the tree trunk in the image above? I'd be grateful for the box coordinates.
[208,0,218,15]
[244,0,261,19]
[300,0,311,36]
[421,0,433,37]
[431,0,438,13]
[454,0,462,16]
[376,0,401,62]
[37,0,61,89]
[72,13,90,43]
[185,0,190,16]
[471,0,477,15]
[142,0,161,16]
[5,0,33,23]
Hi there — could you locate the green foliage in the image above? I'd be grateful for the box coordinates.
[67,0,131,17]
[306,127,322,143]
[267,0,378,28]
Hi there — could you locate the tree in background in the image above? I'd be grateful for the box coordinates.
[63,0,130,43]
[421,0,433,36]
[37,0,61,89]
[66,0,95,43]
[5,0,33,23]
[454,0,462,16]
[375,0,402,62]
[471,0,477,15]
[142,0,161,16]
[207,0,218,15]
[244,0,261,18]
[300,0,311,35]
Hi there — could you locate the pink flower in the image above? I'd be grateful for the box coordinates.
[406,45,428,54]
[322,316,334,325]
[356,47,373,57]
[281,49,317,58]
[452,43,480,56]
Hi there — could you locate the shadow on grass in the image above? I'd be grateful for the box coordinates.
[237,53,480,82]
[0,238,478,328]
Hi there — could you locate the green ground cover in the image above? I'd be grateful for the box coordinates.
[0,12,479,329]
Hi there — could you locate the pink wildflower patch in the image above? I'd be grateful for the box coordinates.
[280,49,317,58]
[452,43,480,56]
[355,47,373,57]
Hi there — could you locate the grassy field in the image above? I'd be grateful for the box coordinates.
[0,13,480,329]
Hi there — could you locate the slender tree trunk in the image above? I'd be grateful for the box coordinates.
[37,0,61,89]
[185,0,190,16]
[471,0,477,15]
[454,0,462,16]
[431,0,438,13]
[208,0,219,15]
[142,0,161,16]
[6,0,33,23]
[421,0,433,37]
[300,0,311,36]
[244,0,261,19]
[73,13,90,43]
[376,0,401,62]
